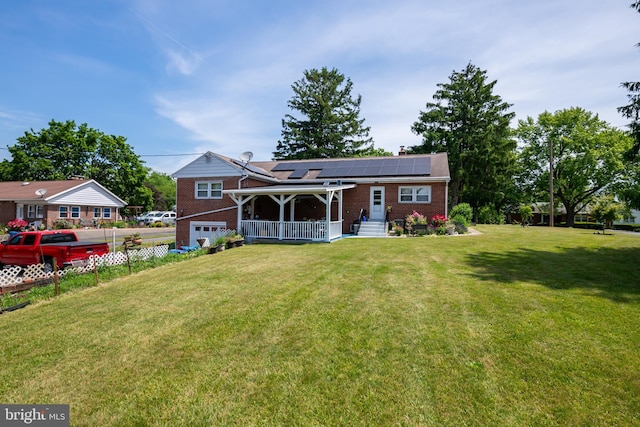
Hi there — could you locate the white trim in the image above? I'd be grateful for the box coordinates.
[176,205,237,221]
[195,180,223,199]
[224,183,356,197]
[369,186,385,220]
[398,186,432,204]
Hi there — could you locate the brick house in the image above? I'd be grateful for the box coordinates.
[0,179,126,229]
[172,151,450,246]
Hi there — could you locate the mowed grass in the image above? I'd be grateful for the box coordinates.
[1,226,639,426]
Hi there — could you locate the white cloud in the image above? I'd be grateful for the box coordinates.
[137,0,640,166]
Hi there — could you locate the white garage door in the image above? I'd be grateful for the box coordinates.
[189,221,227,247]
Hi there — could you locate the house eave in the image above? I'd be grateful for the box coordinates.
[223,183,357,197]
[278,176,451,184]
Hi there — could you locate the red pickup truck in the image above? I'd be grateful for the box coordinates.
[0,230,110,271]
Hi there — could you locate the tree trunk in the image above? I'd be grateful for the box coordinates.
[565,205,576,227]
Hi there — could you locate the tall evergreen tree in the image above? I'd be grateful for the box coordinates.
[273,67,374,160]
[410,63,516,212]
[618,2,640,159]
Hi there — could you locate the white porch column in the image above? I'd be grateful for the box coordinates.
[269,194,296,240]
[228,193,256,234]
[289,197,296,221]
[279,195,285,240]
[325,191,333,242]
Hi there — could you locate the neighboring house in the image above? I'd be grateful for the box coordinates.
[0,179,127,229]
[615,209,639,224]
[172,150,450,246]
[515,202,592,225]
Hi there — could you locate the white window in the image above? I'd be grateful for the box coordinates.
[93,207,102,218]
[398,186,431,203]
[71,206,81,218]
[59,206,69,218]
[103,208,112,219]
[195,181,223,199]
[36,205,44,218]
[27,205,35,217]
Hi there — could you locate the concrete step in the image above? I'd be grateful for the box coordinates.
[357,221,387,237]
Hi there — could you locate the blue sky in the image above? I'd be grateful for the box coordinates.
[1,1,639,174]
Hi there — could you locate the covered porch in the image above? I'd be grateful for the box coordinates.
[225,183,356,242]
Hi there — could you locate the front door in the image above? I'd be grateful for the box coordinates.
[369,186,385,220]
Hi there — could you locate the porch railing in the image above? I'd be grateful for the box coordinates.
[242,220,343,242]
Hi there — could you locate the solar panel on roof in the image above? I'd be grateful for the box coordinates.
[288,169,308,179]
[364,166,382,175]
[277,155,432,179]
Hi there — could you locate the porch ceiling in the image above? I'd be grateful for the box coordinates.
[223,183,356,196]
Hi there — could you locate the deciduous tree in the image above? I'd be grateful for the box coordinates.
[273,67,374,160]
[5,119,152,210]
[410,63,516,214]
[590,194,624,234]
[144,170,176,211]
[516,108,632,227]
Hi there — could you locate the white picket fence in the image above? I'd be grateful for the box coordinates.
[0,245,170,289]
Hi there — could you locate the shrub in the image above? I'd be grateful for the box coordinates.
[405,211,427,226]
[477,206,505,224]
[612,223,640,232]
[7,218,28,232]
[449,203,472,226]
[453,222,468,234]
[430,214,448,228]
[450,214,469,233]
[53,219,72,229]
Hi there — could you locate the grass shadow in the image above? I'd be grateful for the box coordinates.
[464,245,640,303]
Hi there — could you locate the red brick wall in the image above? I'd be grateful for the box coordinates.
[341,182,448,233]
[0,202,17,226]
[0,202,120,230]
[175,177,449,240]
[175,177,271,243]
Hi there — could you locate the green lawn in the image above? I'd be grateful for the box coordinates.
[1,226,639,426]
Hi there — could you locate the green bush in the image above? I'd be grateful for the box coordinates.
[53,219,72,229]
[477,206,505,224]
[519,205,533,223]
[612,223,640,232]
[449,203,472,226]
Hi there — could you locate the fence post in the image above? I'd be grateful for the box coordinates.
[125,244,132,275]
[93,257,99,286]
[53,257,59,296]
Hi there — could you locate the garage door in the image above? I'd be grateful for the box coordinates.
[189,221,227,247]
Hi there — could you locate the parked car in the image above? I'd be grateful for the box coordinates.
[0,230,110,271]
[137,211,161,222]
[144,211,176,226]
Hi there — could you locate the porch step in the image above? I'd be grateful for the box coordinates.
[357,220,387,237]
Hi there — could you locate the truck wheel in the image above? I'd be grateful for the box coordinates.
[43,258,54,273]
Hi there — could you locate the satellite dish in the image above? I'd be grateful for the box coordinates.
[239,151,253,162]
[35,188,47,197]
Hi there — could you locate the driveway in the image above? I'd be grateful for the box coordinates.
[74,227,176,248]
